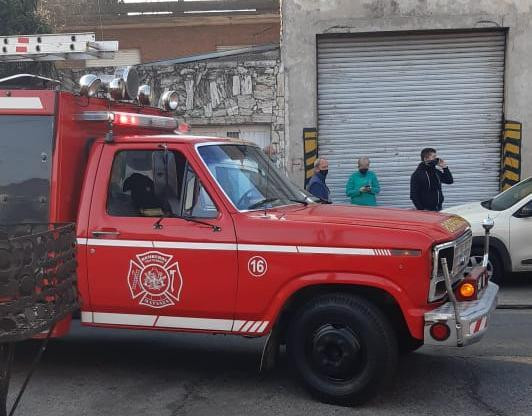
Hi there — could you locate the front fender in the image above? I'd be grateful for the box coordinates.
[262,272,426,339]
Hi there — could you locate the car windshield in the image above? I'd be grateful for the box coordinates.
[486,177,532,211]
[198,144,305,210]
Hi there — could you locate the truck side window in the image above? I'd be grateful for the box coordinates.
[107,150,186,217]
[182,165,218,218]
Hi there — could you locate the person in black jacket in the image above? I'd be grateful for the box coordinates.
[410,147,454,211]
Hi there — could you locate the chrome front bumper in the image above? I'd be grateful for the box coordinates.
[424,282,499,346]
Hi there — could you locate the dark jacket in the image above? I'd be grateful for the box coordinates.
[410,162,454,211]
[307,171,331,203]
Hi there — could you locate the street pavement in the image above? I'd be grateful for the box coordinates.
[498,272,532,307]
[6,305,532,416]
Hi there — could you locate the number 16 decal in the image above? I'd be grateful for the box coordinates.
[248,256,268,277]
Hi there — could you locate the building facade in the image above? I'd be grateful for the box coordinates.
[282,0,531,208]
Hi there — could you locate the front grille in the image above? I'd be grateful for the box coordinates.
[452,231,472,276]
[429,229,472,302]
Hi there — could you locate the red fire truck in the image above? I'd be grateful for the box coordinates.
[0,63,498,405]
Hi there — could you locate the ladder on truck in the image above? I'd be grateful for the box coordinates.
[0,32,118,62]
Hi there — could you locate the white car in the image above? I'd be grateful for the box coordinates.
[444,177,532,283]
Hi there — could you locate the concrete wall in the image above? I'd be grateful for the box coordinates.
[282,0,532,185]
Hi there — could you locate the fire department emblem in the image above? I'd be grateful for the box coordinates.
[127,251,183,309]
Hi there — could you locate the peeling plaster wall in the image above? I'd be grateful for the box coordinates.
[61,48,286,165]
[282,0,532,184]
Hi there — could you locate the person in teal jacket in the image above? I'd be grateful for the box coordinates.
[346,157,380,206]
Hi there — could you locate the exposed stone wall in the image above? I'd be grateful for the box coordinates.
[61,48,285,167]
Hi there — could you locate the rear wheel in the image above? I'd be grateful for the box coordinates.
[287,293,398,406]
[468,246,504,284]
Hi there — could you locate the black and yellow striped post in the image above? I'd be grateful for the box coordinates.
[500,121,522,191]
[303,128,318,187]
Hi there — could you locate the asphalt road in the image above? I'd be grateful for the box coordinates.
[6,309,532,416]
[499,272,532,306]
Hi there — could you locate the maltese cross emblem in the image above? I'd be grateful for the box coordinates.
[127,251,183,309]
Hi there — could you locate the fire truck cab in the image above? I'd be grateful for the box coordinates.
[0,70,499,406]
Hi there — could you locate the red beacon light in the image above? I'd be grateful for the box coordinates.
[429,322,451,341]
[175,122,191,134]
[116,113,138,126]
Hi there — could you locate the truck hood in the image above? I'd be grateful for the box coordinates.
[280,204,467,240]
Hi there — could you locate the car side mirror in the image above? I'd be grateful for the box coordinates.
[514,202,532,218]
[152,149,179,215]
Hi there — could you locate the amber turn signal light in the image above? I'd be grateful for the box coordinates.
[459,282,476,298]
[455,280,478,301]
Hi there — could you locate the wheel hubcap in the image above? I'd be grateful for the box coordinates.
[310,324,363,380]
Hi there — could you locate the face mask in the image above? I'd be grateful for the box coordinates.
[359,168,368,174]
[321,169,328,177]
[425,159,438,168]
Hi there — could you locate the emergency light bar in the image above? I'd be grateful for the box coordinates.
[77,111,178,131]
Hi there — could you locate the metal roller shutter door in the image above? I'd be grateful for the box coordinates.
[317,31,505,208]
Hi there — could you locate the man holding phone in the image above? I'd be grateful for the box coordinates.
[346,157,380,206]
[410,147,454,211]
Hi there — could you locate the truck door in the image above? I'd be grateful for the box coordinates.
[84,143,238,331]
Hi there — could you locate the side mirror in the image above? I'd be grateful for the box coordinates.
[152,150,179,215]
[514,202,532,218]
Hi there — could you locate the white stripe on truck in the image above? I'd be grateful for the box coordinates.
[77,238,397,256]
[82,312,269,334]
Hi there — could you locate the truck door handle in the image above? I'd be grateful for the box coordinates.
[92,230,120,237]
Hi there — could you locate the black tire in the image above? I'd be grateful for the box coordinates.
[286,293,398,406]
[469,246,504,284]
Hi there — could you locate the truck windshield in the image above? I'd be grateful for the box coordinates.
[198,144,304,211]
[0,115,54,223]
[485,177,532,211]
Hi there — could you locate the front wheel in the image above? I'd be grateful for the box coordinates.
[287,293,398,406]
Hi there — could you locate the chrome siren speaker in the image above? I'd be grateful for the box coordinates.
[98,66,140,100]
[114,66,139,100]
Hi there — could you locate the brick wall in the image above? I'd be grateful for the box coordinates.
[103,23,280,63]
